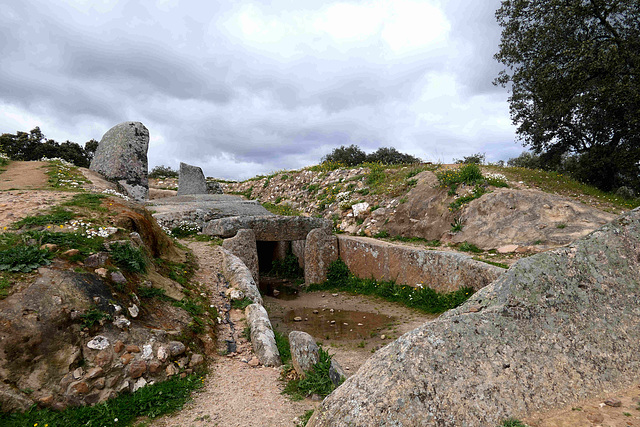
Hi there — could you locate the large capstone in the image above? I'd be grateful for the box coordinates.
[203,215,332,241]
[309,207,640,427]
[90,122,149,201]
[177,162,207,196]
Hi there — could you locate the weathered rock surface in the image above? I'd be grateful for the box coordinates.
[310,208,640,427]
[245,304,281,367]
[220,248,263,305]
[203,215,331,241]
[222,229,259,282]
[304,228,339,285]
[177,162,208,196]
[289,331,319,377]
[206,180,223,194]
[90,121,149,201]
[338,235,503,292]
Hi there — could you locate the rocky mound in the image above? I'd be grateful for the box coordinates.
[222,164,617,251]
[308,207,640,426]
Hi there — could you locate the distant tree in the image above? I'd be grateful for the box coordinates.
[366,147,420,165]
[149,165,178,178]
[507,152,543,169]
[454,153,485,165]
[0,127,96,167]
[84,139,99,162]
[322,145,367,166]
[495,0,640,192]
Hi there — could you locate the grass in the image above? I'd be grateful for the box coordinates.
[0,276,11,299]
[12,207,75,229]
[262,202,301,216]
[388,236,441,246]
[0,372,205,427]
[458,242,482,253]
[109,242,147,273]
[230,297,253,310]
[170,222,200,237]
[62,192,108,210]
[274,329,292,364]
[297,409,314,427]
[45,159,89,190]
[450,217,464,232]
[307,260,474,314]
[79,308,112,329]
[499,418,529,427]
[449,185,487,211]
[26,230,105,256]
[283,347,337,401]
[436,163,483,187]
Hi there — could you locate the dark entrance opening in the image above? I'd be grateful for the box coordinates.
[256,240,301,300]
[256,241,278,274]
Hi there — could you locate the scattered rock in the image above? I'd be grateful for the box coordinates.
[87,336,110,350]
[189,354,204,367]
[168,341,186,357]
[93,377,106,390]
[604,398,622,407]
[95,268,108,277]
[40,243,58,252]
[128,304,139,318]
[149,359,162,373]
[329,359,347,387]
[166,364,179,377]
[63,249,79,256]
[497,244,519,254]
[84,252,109,268]
[142,344,153,360]
[126,344,140,353]
[157,346,169,362]
[113,316,131,330]
[293,316,303,322]
[352,202,370,219]
[111,271,127,284]
[120,353,134,366]
[86,367,104,380]
[70,381,90,395]
[127,360,147,379]
[248,357,260,367]
[132,377,148,392]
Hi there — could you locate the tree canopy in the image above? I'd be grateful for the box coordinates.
[495,0,640,192]
[322,144,420,166]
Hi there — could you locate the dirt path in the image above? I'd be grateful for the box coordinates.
[0,161,72,228]
[152,241,316,427]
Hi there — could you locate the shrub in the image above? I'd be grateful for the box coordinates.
[458,242,482,253]
[454,153,485,164]
[322,144,367,166]
[507,152,542,169]
[149,165,178,178]
[366,147,420,165]
[283,347,338,400]
[450,217,464,232]
[170,222,199,237]
[436,163,483,187]
[109,242,147,273]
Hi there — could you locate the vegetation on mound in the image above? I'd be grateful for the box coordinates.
[149,164,179,178]
[109,242,147,273]
[262,202,301,216]
[45,158,90,190]
[499,418,529,427]
[0,372,205,427]
[308,260,473,314]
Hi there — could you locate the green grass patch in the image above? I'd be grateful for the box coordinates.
[12,207,75,229]
[499,418,529,427]
[449,185,487,211]
[109,242,147,273]
[26,230,105,256]
[45,159,89,190]
[191,234,223,244]
[458,242,482,253]
[365,162,386,186]
[170,222,200,237]
[297,409,314,427]
[62,192,108,210]
[270,253,304,279]
[308,260,473,314]
[274,329,292,365]
[137,286,169,300]
[230,297,253,310]
[436,163,483,187]
[262,202,301,216]
[0,276,11,299]
[0,372,205,427]
[283,347,337,401]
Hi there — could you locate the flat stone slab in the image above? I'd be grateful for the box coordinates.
[203,215,332,241]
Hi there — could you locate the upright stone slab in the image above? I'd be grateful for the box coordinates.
[177,162,207,196]
[304,228,338,285]
[289,331,319,377]
[222,229,259,283]
[206,180,223,194]
[90,121,149,201]
[245,304,281,367]
[309,208,640,426]
[291,240,306,269]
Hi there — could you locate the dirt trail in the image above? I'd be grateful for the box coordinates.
[152,241,316,427]
[0,161,71,228]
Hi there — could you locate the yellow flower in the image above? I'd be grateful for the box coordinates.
[47,225,51,229]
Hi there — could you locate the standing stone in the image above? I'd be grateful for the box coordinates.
[222,229,259,282]
[291,240,306,269]
[289,331,319,377]
[90,121,149,201]
[304,228,339,285]
[177,162,207,196]
[274,241,289,261]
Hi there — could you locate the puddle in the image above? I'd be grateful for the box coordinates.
[259,276,300,300]
[279,308,395,341]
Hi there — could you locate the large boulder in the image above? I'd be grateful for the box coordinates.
[90,121,149,201]
[304,228,338,285]
[289,331,319,377]
[310,208,640,426]
[222,229,259,282]
[177,162,207,196]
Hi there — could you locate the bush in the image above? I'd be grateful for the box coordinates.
[455,153,485,164]
[149,165,178,178]
[322,144,367,166]
[507,151,542,169]
[436,164,484,187]
[366,147,420,165]
[109,242,147,273]
[283,347,338,400]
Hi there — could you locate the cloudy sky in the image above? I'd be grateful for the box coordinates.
[0,0,522,180]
